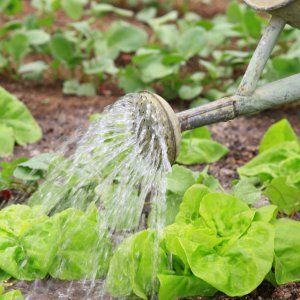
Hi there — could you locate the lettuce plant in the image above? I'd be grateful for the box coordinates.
[238,119,300,214]
[163,185,276,297]
[0,204,112,281]
[107,184,297,299]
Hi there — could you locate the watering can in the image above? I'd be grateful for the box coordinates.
[135,0,300,163]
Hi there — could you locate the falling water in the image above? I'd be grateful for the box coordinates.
[12,93,172,299]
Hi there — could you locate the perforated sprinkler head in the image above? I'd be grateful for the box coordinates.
[133,91,181,164]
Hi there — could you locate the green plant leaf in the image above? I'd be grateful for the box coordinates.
[106,230,168,299]
[24,29,50,45]
[49,34,75,64]
[0,87,42,154]
[179,85,203,101]
[274,219,300,284]
[177,130,228,165]
[166,165,197,195]
[0,124,14,157]
[238,142,300,183]
[264,177,300,214]
[61,0,87,20]
[158,274,216,300]
[232,178,261,205]
[18,61,48,79]
[259,119,298,154]
[177,27,207,59]
[63,80,96,97]
[106,21,148,53]
[13,153,55,181]
[49,205,112,279]
[175,184,210,225]
[91,3,133,17]
[5,33,29,62]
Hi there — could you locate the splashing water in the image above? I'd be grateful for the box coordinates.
[16,93,172,298]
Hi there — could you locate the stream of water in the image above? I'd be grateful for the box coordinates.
[16,93,172,299]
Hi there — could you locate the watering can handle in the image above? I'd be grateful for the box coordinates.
[177,15,300,132]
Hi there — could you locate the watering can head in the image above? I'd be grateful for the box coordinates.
[244,0,300,28]
[134,91,181,164]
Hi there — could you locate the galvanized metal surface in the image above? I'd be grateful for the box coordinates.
[244,0,300,28]
[238,16,286,96]
[244,0,295,11]
[178,74,300,131]
[137,91,181,164]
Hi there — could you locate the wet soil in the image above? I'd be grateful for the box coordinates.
[2,78,300,300]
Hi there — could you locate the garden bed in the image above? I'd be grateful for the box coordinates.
[2,78,300,300]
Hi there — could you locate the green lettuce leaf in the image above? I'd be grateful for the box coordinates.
[274,219,300,284]
[158,274,216,300]
[0,87,42,156]
[49,205,112,280]
[238,141,300,183]
[259,119,298,154]
[0,204,112,281]
[165,192,274,297]
[0,205,58,280]
[106,230,169,299]
[264,177,300,214]
[177,127,228,165]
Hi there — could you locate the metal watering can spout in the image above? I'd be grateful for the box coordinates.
[135,0,300,164]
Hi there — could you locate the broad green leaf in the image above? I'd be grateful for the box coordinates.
[253,205,278,223]
[5,33,29,61]
[238,142,300,183]
[0,0,22,15]
[177,27,207,59]
[18,61,48,78]
[106,230,168,299]
[139,55,178,83]
[0,157,28,189]
[61,0,87,20]
[177,138,228,165]
[0,87,42,149]
[49,34,75,64]
[232,178,261,205]
[199,193,254,238]
[118,66,147,93]
[0,288,24,299]
[155,24,178,48]
[179,85,203,101]
[264,177,300,214]
[63,80,96,97]
[275,219,300,284]
[175,184,210,225]
[0,205,57,280]
[166,165,197,195]
[24,29,50,45]
[188,221,274,296]
[226,0,243,23]
[91,3,133,17]
[158,274,216,300]
[106,21,148,53]
[181,127,211,140]
[83,57,118,75]
[0,124,14,157]
[244,9,262,39]
[13,153,55,181]
[50,206,112,279]
[259,119,298,153]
